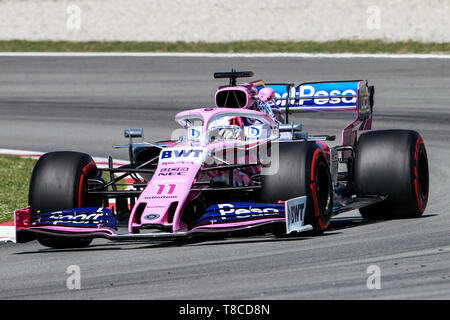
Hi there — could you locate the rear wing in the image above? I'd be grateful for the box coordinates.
[262,80,373,113]
[261,80,375,147]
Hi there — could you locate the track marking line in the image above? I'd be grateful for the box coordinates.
[0,148,128,167]
[0,52,449,59]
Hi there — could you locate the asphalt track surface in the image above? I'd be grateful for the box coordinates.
[0,56,449,299]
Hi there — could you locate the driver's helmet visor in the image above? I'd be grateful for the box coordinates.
[208,125,244,141]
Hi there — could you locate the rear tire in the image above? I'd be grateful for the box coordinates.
[29,151,101,248]
[261,142,333,235]
[355,130,429,220]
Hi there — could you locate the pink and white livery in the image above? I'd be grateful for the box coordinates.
[13,70,429,248]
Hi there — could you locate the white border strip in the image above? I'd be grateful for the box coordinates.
[0,226,15,243]
[0,52,449,59]
[0,148,129,167]
[0,148,43,157]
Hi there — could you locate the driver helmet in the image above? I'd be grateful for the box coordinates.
[257,87,275,102]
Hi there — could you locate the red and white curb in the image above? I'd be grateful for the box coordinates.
[0,222,15,242]
[0,148,131,242]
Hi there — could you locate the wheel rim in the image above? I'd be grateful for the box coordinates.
[316,162,332,217]
[417,148,429,202]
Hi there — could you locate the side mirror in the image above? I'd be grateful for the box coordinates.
[124,128,143,139]
[279,122,302,132]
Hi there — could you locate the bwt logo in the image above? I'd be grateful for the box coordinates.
[161,149,204,159]
[288,203,305,224]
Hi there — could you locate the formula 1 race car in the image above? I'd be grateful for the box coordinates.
[13,71,429,248]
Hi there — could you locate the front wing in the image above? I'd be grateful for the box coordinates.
[13,197,312,243]
[12,194,386,244]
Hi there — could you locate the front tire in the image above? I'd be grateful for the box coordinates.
[29,151,101,248]
[261,142,333,235]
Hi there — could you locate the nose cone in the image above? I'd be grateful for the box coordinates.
[128,147,209,233]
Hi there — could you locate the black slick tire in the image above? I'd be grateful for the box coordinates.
[355,130,429,220]
[29,151,101,248]
[261,142,333,235]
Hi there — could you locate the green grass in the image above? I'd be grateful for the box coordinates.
[0,155,36,223]
[0,40,449,54]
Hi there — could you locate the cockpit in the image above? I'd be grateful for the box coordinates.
[175,108,278,146]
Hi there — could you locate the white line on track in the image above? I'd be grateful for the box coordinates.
[0,52,449,59]
[0,148,128,167]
